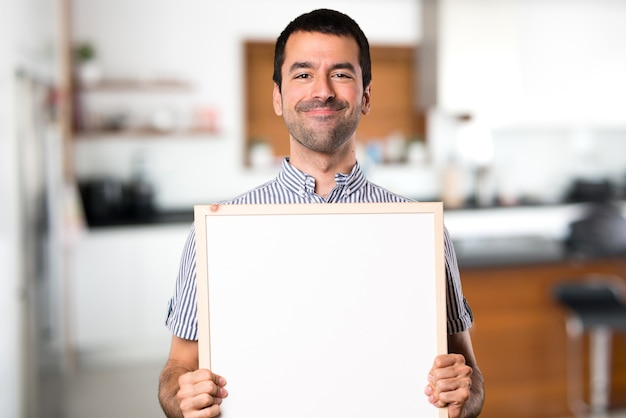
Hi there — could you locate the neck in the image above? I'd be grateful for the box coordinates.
[289,139,356,197]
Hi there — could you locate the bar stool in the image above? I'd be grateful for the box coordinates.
[553,275,626,418]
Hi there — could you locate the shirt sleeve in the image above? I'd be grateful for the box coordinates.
[165,223,200,341]
[444,226,474,334]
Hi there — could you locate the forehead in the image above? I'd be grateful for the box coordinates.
[283,31,361,69]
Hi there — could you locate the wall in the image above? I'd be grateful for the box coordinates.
[437,0,626,126]
[426,0,626,206]
[70,0,421,208]
[71,0,626,212]
[0,3,21,414]
[0,0,58,415]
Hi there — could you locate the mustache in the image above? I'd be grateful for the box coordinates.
[296,98,347,112]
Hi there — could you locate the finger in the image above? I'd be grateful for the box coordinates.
[205,403,222,417]
[433,376,472,407]
[424,384,440,403]
[432,367,473,385]
[179,392,215,416]
[436,375,472,394]
[187,370,227,393]
[433,353,465,369]
[211,381,222,397]
[437,385,471,407]
[192,378,227,400]
[181,368,213,385]
[209,373,228,399]
[197,398,225,418]
[425,383,448,408]
[210,372,227,388]
[187,391,225,410]
[178,370,227,410]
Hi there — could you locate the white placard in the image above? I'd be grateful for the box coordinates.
[195,202,447,418]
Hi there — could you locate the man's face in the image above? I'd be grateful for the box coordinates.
[273,31,371,154]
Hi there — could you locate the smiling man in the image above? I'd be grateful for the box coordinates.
[272,28,372,197]
[158,9,484,418]
[275,31,367,155]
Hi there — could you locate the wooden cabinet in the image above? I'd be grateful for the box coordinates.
[70,224,191,364]
[460,258,626,418]
[244,42,426,165]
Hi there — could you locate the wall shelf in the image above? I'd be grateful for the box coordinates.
[79,78,193,93]
[75,127,219,140]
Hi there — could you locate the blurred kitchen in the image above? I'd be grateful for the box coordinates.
[2,0,626,417]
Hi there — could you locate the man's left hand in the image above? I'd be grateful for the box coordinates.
[424,353,473,418]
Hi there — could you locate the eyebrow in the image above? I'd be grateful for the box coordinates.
[288,61,357,74]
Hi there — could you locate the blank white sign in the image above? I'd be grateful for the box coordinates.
[195,202,447,418]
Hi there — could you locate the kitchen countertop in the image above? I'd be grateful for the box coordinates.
[85,209,194,228]
[452,235,567,268]
[84,202,625,268]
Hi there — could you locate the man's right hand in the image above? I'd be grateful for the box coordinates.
[176,369,228,417]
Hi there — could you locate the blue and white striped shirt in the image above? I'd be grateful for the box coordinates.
[165,158,473,340]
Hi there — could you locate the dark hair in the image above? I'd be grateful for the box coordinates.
[273,9,371,92]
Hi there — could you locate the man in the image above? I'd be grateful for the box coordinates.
[159,9,484,418]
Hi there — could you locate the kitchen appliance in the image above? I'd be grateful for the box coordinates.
[79,177,155,226]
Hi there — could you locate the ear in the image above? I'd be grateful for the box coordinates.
[272,83,283,116]
[361,83,372,116]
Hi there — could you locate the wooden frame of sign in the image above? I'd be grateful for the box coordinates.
[195,202,447,418]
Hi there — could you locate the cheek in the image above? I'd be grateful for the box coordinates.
[280,91,300,113]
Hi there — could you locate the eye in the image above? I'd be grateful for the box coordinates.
[294,73,311,80]
[332,72,353,80]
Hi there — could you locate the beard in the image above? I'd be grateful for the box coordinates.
[283,97,361,153]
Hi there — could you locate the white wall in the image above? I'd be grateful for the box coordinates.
[1,0,58,415]
[0,3,21,414]
[437,0,626,127]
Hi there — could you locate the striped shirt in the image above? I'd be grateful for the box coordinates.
[165,158,473,340]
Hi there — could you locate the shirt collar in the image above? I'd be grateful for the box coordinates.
[277,157,367,200]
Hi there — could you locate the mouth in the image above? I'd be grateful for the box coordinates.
[305,108,339,117]
[297,99,347,116]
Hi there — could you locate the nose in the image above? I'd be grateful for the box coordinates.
[312,76,335,101]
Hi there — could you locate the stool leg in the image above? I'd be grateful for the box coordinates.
[566,317,587,417]
[590,326,612,418]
